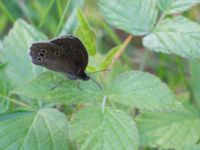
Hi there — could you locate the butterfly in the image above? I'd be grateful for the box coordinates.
[29,35,90,81]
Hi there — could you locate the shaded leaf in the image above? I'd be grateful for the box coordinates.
[99,0,158,35]
[12,72,103,104]
[75,8,96,56]
[70,106,139,150]
[0,108,69,150]
[143,16,200,58]
[136,104,200,149]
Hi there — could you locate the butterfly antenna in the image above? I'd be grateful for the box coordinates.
[88,69,110,75]
[90,77,103,90]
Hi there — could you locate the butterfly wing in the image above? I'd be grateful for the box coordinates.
[49,35,88,76]
[30,42,78,76]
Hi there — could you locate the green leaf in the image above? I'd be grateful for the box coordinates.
[75,8,96,56]
[157,0,200,14]
[136,104,200,149]
[12,72,103,104]
[0,64,11,113]
[143,16,200,58]
[1,19,47,87]
[100,45,122,69]
[108,71,183,111]
[70,106,139,150]
[179,144,200,150]
[99,0,158,35]
[0,108,69,150]
[190,60,200,108]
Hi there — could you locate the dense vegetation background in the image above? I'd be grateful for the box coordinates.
[0,0,200,150]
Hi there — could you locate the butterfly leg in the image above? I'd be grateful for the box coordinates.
[76,80,82,90]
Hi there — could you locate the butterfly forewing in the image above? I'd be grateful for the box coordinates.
[30,42,78,76]
[50,35,88,75]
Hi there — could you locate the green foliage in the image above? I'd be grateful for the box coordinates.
[99,0,158,35]
[0,1,200,150]
[157,0,200,14]
[0,108,69,150]
[70,106,139,150]
[75,7,96,56]
[143,16,200,58]
[136,103,200,149]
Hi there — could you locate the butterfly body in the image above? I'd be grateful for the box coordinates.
[30,35,90,81]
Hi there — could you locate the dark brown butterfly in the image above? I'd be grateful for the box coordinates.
[29,35,90,81]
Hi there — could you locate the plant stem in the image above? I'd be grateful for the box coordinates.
[54,0,71,36]
[108,35,133,69]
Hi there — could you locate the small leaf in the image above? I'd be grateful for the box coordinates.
[1,19,47,87]
[136,104,200,149]
[143,16,200,58]
[108,71,183,111]
[100,45,122,69]
[75,8,96,56]
[99,0,158,35]
[12,72,103,104]
[70,106,139,150]
[157,0,200,14]
[0,108,69,150]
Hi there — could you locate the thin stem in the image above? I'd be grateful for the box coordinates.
[8,97,30,108]
[54,0,71,36]
[102,95,107,113]
[108,35,133,69]
[38,0,55,28]
[0,2,15,23]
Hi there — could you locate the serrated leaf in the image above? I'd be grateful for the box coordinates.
[143,16,200,58]
[157,0,200,14]
[70,106,139,150]
[75,8,96,56]
[100,45,122,69]
[108,71,183,111]
[99,0,158,35]
[12,72,103,104]
[136,104,200,149]
[0,108,69,150]
[1,19,47,87]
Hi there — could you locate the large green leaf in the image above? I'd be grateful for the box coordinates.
[143,16,200,58]
[12,72,103,104]
[1,19,47,87]
[99,0,158,35]
[157,0,200,14]
[136,104,200,149]
[0,108,69,150]
[180,144,200,150]
[108,71,182,111]
[70,106,139,150]
[75,8,96,56]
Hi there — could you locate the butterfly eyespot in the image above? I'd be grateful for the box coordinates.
[37,57,43,62]
[40,49,47,54]
[38,52,46,58]
[54,51,61,56]
[70,46,76,51]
